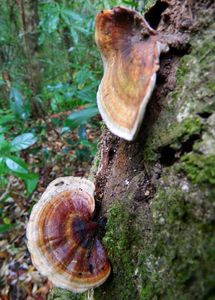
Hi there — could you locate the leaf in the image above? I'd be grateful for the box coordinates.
[65,106,98,129]
[75,68,92,86]
[0,223,15,233]
[0,77,4,86]
[73,23,91,36]
[60,126,70,134]
[9,87,29,120]
[70,29,79,45]
[78,125,87,140]
[3,217,11,224]
[19,173,39,195]
[0,135,12,155]
[62,9,83,22]
[25,176,39,195]
[0,157,7,175]
[47,14,59,33]
[0,165,8,183]
[11,133,37,152]
[0,113,15,125]
[5,156,28,174]
[76,83,98,103]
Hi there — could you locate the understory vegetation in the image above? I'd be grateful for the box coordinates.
[0,0,155,299]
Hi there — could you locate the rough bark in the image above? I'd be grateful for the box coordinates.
[49,0,215,299]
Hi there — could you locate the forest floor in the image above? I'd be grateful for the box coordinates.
[0,118,100,300]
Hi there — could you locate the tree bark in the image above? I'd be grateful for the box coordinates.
[16,0,44,117]
[0,0,20,104]
[49,0,215,299]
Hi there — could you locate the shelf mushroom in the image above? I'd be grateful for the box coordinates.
[26,177,111,293]
[95,6,164,141]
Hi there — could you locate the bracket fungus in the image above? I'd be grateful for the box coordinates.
[26,177,111,293]
[95,6,165,141]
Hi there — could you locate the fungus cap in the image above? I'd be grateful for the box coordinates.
[27,177,111,293]
[95,6,162,141]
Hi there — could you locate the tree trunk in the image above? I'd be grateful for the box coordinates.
[49,0,215,299]
[16,0,44,117]
[0,0,20,104]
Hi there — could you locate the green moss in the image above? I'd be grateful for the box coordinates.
[48,288,87,300]
[137,170,215,300]
[95,200,141,300]
[144,114,203,163]
[207,81,215,93]
[144,22,215,165]
[94,170,215,300]
[180,153,215,185]
[179,117,202,140]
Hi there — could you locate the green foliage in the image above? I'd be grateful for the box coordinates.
[35,0,104,161]
[11,133,37,152]
[65,106,98,129]
[38,0,143,117]
[0,0,149,148]
[0,223,16,233]
[9,87,30,120]
[0,132,38,195]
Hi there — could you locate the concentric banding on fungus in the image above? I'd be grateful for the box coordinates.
[95,6,162,141]
[27,177,111,293]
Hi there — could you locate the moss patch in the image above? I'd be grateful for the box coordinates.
[139,22,215,299]
[180,154,215,185]
[48,288,87,300]
[94,199,142,300]
[138,169,215,299]
[144,22,215,164]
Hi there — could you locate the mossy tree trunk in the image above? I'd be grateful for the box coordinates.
[49,0,215,299]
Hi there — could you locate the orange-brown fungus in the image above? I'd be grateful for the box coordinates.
[95,6,161,141]
[27,177,110,293]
